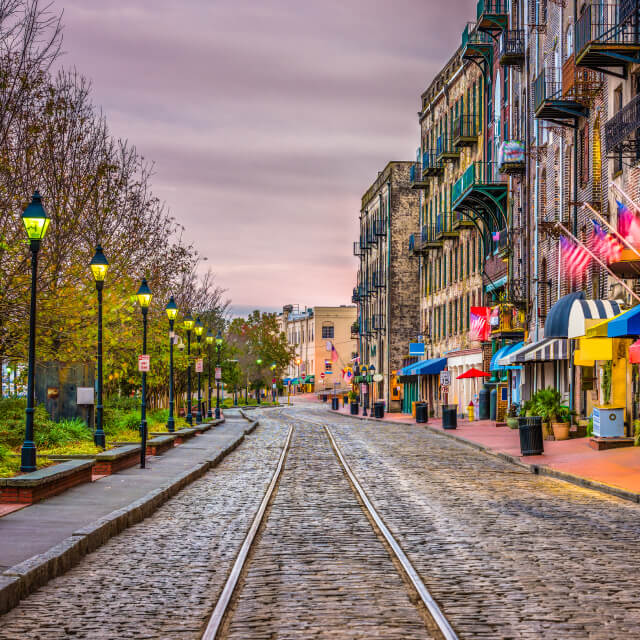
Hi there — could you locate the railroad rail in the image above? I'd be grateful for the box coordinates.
[201,409,458,640]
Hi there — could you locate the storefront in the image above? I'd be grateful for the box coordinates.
[397,358,447,415]
[447,349,484,416]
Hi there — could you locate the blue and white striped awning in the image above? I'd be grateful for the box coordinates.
[524,338,569,362]
[544,291,622,339]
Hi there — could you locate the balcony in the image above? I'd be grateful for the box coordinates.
[353,241,363,257]
[410,226,442,254]
[374,214,387,236]
[576,1,640,76]
[498,140,526,175]
[350,322,359,339]
[373,270,386,288]
[436,134,459,162]
[452,162,508,231]
[422,149,444,177]
[373,314,386,332]
[453,115,479,147]
[409,161,430,191]
[435,212,459,240]
[605,93,640,156]
[476,0,509,32]
[452,210,475,230]
[351,288,360,304]
[462,22,493,66]
[499,29,524,66]
[490,303,526,339]
[533,67,589,123]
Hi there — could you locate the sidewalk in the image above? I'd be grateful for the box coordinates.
[330,403,640,502]
[0,412,252,571]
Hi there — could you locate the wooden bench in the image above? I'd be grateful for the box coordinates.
[0,460,94,504]
[93,445,141,475]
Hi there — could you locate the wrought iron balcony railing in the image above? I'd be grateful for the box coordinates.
[605,92,640,155]
[374,214,387,236]
[410,161,430,190]
[499,29,524,66]
[452,115,479,147]
[373,314,386,332]
[452,161,503,205]
[435,212,457,238]
[422,149,444,176]
[351,288,360,304]
[436,134,459,161]
[577,1,640,58]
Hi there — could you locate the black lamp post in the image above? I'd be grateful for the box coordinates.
[256,358,263,404]
[20,192,50,473]
[165,297,178,432]
[136,278,152,469]
[215,331,223,418]
[361,365,369,416]
[182,313,194,425]
[90,245,109,449]
[270,362,276,403]
[194,317,204,424]
[205,329,214,418]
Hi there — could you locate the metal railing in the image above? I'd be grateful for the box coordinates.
[605,92,640,151]
[452,115,479,142]
[499,29,524,62]
[373,314,386,331]
[436,134,457,159]
[422,149,444,172]
[533,67,562,112]
[477,0,509,19]
[436,212,455,236]
[576,2,640,57]
[462,22,493,49]
[452,161,503,204]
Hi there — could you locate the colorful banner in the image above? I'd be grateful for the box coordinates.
[470,306,490,342]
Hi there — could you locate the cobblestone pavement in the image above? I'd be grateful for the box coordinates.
[223,413,433,640]
[302,406,640,639]
[0,417,289,640]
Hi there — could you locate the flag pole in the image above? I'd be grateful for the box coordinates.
[556,222,640,304]
[612,182,640,215]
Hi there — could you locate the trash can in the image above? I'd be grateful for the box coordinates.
[518,416,544,456]
[478,386,490,420]
[442,404,457,429]
[373,401,385,419]
[350,401,359,415]
[343,394,349,407]
[331,397,339,410]
[415,402,428,424]
[322,394,328,403]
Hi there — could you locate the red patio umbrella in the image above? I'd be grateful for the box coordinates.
[456,367,490,379]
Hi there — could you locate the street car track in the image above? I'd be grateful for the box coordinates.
[200,410,458,640]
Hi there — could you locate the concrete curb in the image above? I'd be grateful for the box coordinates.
[330,409,640,505]
[238,409,260,433]
[0,416,262,615]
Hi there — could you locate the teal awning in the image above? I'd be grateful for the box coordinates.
[491,342,523,371]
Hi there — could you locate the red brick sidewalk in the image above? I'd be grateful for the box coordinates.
[323,400,640,500]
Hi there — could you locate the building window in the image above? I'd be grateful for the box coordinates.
[322,325,334,339]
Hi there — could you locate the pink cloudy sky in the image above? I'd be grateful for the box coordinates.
[59,0,475,315]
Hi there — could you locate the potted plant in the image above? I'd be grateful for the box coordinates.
[533,387,566,440]
[506,403,519,429]
[348,390,359,415]
[552,405,573,441]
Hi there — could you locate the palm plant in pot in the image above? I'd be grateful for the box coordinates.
[533,388,569,440]
[506,403,519,429]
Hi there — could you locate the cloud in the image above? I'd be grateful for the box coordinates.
[58,0,476,308]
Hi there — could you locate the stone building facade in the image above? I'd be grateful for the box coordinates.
[354,162,420,410]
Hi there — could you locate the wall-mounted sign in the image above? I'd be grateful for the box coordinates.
[138,355,150,372]
[409,343,425,356]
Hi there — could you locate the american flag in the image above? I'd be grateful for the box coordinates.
[617,200,640,248]
[591,220,622,263]
[560,236,590,276]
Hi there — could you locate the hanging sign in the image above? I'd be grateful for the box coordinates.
[195,358,204,373]
[215,366,222,380]
[138,355,150,372]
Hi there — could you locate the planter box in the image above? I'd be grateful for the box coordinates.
[171,428,198,445]
[0,459,94,504]
[145,435,176,456]
[93,445,141,475]
[588,436,635,451]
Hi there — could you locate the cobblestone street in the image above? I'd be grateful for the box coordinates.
[4,406,640,638]
[0,417,289,639]
[305,406,640,639]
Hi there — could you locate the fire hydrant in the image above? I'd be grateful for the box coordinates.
[467,402,474,422]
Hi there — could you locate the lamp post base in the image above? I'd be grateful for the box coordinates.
[215,407,221,419]
[20,441,36,473]
[167,417,175,433]
[186,413,192,426]
[94,431,106,449]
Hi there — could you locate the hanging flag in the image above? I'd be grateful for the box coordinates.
[560,236,590,276]
[469,306,490,342]
[492,230,500,243]
[591,219,622,263]
[617,200,640,248]
[331,342,339,362]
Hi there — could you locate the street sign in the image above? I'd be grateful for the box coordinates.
[195,358,203,373]
[409,342,425,356]
[77,387,94,405]
[440,370,451,387]
[373,373,383,382]
[215,367,222,380]
[320,373,325,379]
[138,355,150,372]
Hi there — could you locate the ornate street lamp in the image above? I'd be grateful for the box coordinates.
[20,192,50,472]
[136,278,152,468]
[90,245,109,449]
[182,312,195,425]
[194,317,204,424]
[270,362,277,403]
[361,365,369,416]
[215,331,223,418]
[165,297,178,432]
[205,329,214,418]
